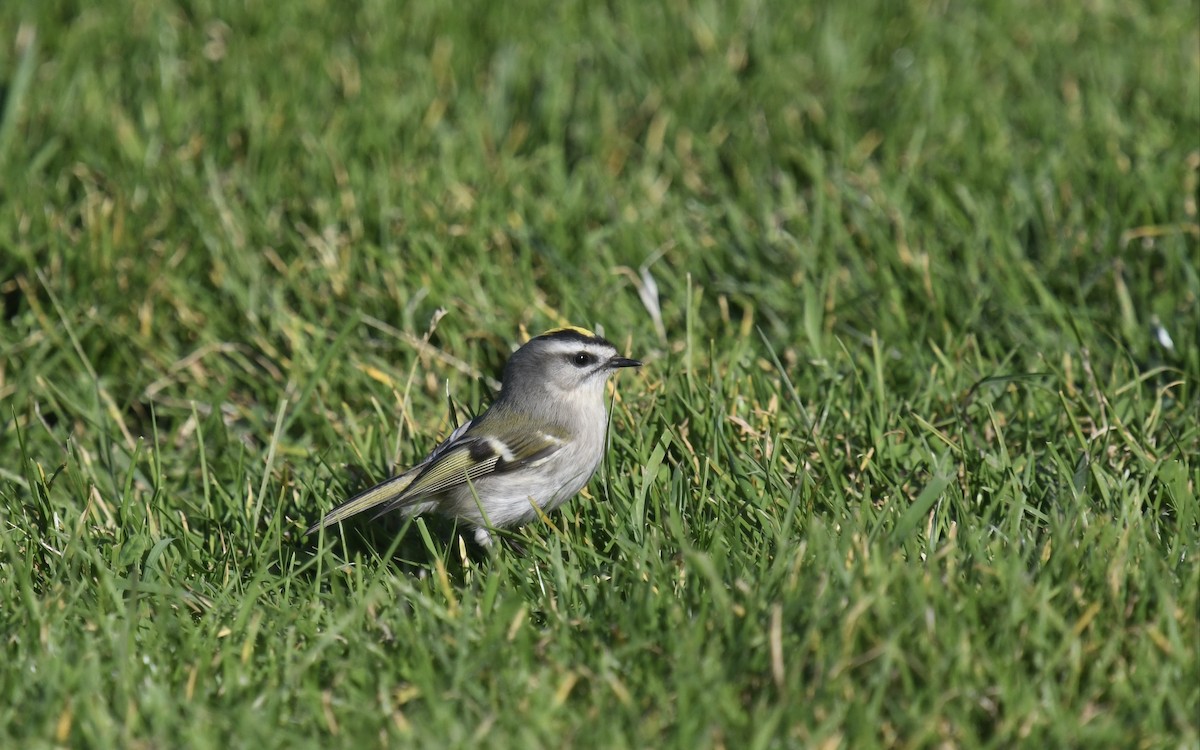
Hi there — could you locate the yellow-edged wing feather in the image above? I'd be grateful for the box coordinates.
[304,468,421,534]
[396,442,501,499]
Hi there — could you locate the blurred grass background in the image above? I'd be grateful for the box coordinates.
[1,0,1197,747]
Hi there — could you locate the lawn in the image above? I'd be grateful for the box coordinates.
[1,0,1197,747]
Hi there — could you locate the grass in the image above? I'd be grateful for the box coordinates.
[1,0,1197,747]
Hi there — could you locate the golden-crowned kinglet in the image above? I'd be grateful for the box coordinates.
[307,327,641,546]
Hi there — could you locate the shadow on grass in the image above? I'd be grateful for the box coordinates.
[303,514,488,574]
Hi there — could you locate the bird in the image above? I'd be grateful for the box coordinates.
[306,326,641,547]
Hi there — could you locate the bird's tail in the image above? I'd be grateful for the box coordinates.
[305,469,419,535]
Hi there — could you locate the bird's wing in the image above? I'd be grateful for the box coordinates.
[306,418,478,535]
[374,427,567,514]
[305,465,423,534]
[306,419,569,534]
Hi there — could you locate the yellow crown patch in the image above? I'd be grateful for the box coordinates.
[540,325,597,339]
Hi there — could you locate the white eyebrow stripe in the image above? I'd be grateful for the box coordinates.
[541,341,617,357]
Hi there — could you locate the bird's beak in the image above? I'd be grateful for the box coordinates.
[608,356,642,369]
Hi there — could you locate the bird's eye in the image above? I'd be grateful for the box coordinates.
[571,352,595,367]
